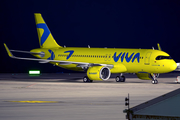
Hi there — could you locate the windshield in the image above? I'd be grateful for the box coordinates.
[156,56,172,60]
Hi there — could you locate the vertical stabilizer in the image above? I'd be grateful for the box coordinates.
[34,13,62,48]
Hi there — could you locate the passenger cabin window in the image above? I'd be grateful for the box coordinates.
[156,56,172,60]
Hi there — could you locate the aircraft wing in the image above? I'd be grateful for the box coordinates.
[4,43,113,68]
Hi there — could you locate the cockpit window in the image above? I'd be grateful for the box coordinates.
[156,56,172,60]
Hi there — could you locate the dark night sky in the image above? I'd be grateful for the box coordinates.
[1,0,180,73]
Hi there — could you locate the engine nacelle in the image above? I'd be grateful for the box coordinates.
[87,66,111,81]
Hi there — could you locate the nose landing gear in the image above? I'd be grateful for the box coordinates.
[150,73,159,84]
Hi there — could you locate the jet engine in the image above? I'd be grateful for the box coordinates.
[87,66,111,81]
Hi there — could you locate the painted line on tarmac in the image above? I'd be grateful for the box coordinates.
[26,83,37,88]
[6,101,59,103]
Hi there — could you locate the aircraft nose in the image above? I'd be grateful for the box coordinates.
[170,61,177,71]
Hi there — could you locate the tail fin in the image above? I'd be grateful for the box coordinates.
[34,13,62,48]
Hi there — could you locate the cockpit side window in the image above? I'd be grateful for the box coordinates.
[156,56,172,60]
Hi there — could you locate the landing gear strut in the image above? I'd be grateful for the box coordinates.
[116,74,126,82]
[83,76,93,83]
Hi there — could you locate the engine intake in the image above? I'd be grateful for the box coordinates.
[87,66,111,81]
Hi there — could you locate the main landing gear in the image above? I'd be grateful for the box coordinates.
[151,73,159,84]
[83,76,93,83]
[115,74,126,82]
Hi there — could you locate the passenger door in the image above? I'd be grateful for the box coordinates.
[144,52,152,65]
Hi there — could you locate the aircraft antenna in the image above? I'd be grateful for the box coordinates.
[157,43,162,51]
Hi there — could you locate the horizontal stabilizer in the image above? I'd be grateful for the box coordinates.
[10,50,45,55]
[4,44,45,57]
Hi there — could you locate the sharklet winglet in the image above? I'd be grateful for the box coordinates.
[4,43,14,57]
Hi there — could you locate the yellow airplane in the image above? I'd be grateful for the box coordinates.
[4,13,177,84]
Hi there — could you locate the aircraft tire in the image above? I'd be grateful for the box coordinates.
[116,76,126,82]
[155,80,158,84]
[83,76,93,83]
[83,76,89,83]
[152,80,158,84]
[115,76,120,82]
[152,80,155,84]
[121,76,126,82]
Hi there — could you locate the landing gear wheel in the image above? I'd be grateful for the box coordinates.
[152,80,155,84]
[151,80,158,84]
[83,76,93,83]
[121,76,126,82]
[83,76,88,83]
[116,76,120,82]
[155,80,158,84]
[115,76,126,82]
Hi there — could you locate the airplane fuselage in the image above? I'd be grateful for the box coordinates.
[31,47,176,74]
